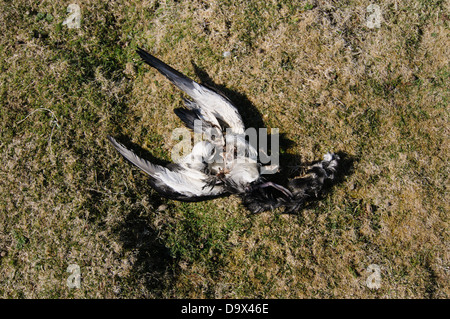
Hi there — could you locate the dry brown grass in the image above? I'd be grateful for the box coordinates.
[0,0,448,298]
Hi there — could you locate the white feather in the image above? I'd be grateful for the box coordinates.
[191,82,246,134]
[108,136,224,197]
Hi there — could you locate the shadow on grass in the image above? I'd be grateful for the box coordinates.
[112,205,178,297]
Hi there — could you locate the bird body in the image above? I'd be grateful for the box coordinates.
[108,48,340,213]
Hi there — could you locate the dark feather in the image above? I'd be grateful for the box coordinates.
[136,47,197,96]
[173,107,201,130]
[241,189,289,214]
[283,153,340,214]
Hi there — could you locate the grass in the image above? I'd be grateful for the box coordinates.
[0,0,448,298]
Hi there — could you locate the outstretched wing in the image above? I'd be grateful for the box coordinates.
[107,136,225,201]
[136,47,246,134]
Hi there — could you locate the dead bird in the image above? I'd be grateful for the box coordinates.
[108,48,339,214]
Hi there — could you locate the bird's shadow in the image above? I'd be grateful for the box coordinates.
[110,205,178,297]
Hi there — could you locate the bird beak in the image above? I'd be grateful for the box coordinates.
[255,181,293,198]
